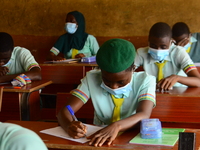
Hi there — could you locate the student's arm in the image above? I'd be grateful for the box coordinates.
[88,100,154,147]
[57,95,87,139]
[0,67,41,83]
[157,69,200,90]
[46,51,66,61]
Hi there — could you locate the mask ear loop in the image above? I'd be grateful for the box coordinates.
[132,65,137,72]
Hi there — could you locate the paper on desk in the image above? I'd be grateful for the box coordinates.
[40,124,103,143]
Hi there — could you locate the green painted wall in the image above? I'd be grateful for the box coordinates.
[0,0,199,36]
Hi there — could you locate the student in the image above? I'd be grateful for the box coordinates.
[0,32,41,83]
[48,11,99,61]
[172,22,200,63]
[0,122,47,150]
[134,22,200,91]
[57,39,156,147]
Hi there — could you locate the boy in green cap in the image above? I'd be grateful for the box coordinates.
[57,39,156,147]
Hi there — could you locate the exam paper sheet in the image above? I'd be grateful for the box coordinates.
[40,124,103,143]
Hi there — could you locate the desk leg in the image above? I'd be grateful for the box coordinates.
[20,90,41,121]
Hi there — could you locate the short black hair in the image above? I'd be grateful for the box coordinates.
[0,32,14,52]
[149,22,172,38]
[172,22,190,37]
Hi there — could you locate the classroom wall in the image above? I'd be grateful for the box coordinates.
[0,0,200,37]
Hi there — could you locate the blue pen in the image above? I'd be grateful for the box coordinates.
[66,105,78,121]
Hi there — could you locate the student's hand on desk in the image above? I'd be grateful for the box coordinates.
[0,66,9,76]
[67,121,87,139]
[53,56,66,61]
[157,74,179,91]
[75,53,85,58]
[88,123,121,147]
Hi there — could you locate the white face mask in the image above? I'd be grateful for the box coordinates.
[65,23,78,34]
[148,47,170,62]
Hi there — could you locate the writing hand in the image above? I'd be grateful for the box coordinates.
[0,66,9,76]
[67,121,87,139]
[88,123,120,147]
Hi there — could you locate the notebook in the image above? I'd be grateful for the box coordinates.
[129,128,185,146]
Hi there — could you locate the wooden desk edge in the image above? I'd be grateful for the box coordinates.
[3,80,53,93]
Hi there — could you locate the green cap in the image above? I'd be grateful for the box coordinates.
[96,38,136,73]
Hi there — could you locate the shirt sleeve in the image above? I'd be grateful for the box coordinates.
[88,35,99,55]
[70,76,90,104]
[175,46,197,74]
[16,47,40,71]
[50,34,66,55]
[136,73,156,106]
[134,48,145,67]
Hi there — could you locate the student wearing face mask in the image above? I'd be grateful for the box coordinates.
[47,11,99,60]
[172,22,200,63]
[134,22,200,91]
[57,39,156,147]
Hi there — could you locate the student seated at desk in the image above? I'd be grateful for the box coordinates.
[0,32,41,83]
[172,22,200,63]
[57,39,156,147]
[0,122,47,150]
[48,11,99,61]
[134,22,200,91]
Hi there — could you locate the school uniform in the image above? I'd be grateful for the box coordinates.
[187,33,200,63]
[134,43,196,86]
[50,34,99,58]
[6,46,40,75]
[0,122,47,150]
[71,69,156,126]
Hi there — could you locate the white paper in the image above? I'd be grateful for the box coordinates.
[40,124,103,143]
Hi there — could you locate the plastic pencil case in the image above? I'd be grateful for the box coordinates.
[81,56,96,62]
[140,118,162,139]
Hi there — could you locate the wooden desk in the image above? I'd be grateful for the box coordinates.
[151,87,200,123]
[0,80,52,121]
[5,120,200,150]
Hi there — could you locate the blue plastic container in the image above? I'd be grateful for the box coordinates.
[81,56,96,62]
[140,118,162,139]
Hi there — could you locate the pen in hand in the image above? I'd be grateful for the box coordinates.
[66,105,78,121]
[66,105,87,137]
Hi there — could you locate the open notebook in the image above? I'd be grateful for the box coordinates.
[40,124,103,143]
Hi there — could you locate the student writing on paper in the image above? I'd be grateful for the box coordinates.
[0,32,41,83]
[47,11,99,61]
[134,22,200,91]
[172,22,200,63]
[57,39,156,147]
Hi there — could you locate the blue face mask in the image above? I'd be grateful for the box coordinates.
[100,81,132,96]
[148,47,169,62]
[65,23,78,34]
[184,42,191,50]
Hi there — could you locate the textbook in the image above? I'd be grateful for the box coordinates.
[44,58,81,64]
[129,128,185,146]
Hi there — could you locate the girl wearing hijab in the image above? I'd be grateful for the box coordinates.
[48,11,99,60]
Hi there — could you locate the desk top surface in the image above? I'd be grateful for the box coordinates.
[40,61,98,67]
[5,120,200,150]
[2,80,53,93]
[156,87,200,97]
